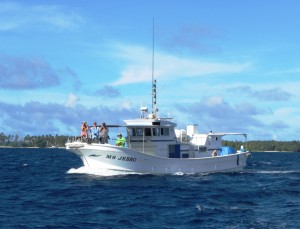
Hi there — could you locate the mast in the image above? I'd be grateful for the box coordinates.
[151,17,157,116]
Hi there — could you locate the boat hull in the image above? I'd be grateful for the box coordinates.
[66,142,250,174]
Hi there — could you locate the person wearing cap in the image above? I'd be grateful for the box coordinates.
[81,121,89,139]
[240,145,246,152]
[99,122,109,144]
[90,122,100,142]
[115,133,126,147]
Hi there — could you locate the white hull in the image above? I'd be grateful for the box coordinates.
[66,142,250,174]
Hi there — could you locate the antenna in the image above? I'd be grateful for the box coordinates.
[151,17,157,116]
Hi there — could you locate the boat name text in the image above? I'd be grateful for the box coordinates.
[106,155,137,162]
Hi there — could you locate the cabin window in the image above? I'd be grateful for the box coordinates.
[161,128,169,136]
[130,127,165,136]
[153,128,160,136]
[169,144,180,158]
[182,153,189,158]
[136,128,144,136]
[198,147,207,152]
[145,128,151,136]
[130,128,136,136]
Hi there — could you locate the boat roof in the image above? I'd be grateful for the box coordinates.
[124,118,176,127]
[207,132,247,137]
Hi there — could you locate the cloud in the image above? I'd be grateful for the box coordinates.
[0,56,60,89]
[274,107,297,117]
[64,93,79,108]
[0,2,84,31]
[172,95,297,139]
[160,25,221,55]
[265,67,300,76]
[94,85,121,98]
[232,86,292,101]
[59,66,82,91]
[175,96,265,133]
[0,100,137,136]
[270,120,289,130]
[110,43,251,85]
[0,96,295,140]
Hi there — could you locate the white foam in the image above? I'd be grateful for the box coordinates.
[66,166,143,176]
[256,170,299,174]
[172,172,200,176]
[196,204,204,212]
[260,161,272,165]
[173,172,185,176]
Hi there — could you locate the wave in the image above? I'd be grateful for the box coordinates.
[259,161,272,165]
[245,170,300,174]
[67,167,213,177]
[195,204,250,214]
[257,170,300,174]
[66,166,144,177]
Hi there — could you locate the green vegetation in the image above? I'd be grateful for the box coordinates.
[223,140,300,152]
[0,132,72,148]
[1,132,300,151]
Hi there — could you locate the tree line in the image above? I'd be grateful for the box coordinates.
[0,132,72,148]
[223,140,300,152]
[1,132,300,151]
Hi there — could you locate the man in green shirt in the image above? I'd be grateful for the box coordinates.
[115,133,126,147]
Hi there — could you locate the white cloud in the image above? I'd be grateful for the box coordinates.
[274,107,297,117]
[120,100,134,110]
[0,2,84,31]
[110,43,251,85]
[265,67,300,76]
[175,95,264,134]
[0,56,60,89]
[205,96,224,107]
[0,99,138,136]
[65,93,79,108]
[231,86,292,101]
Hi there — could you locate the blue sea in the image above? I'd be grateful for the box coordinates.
[0,148,299,228]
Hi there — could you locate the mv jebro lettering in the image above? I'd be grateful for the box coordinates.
[106,155,137,162]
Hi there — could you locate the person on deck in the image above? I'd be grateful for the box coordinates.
[81,121,89,139]
[240,145,246,152]
[99,122,109,144]
[90,122,100,142]
[115,133,126,147]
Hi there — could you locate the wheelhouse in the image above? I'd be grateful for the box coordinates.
[123,118,178,157]
[128,126,171,137]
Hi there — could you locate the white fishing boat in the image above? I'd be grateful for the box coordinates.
[66,24,250,174]
[66,80,250,174]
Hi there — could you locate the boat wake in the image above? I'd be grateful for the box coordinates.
[67,167,211,177]
[67,166,144,176]
[255,170,300,174]
[172,172,209,176]
[244,169,300,174]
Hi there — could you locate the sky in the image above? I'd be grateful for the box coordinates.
[0,0,300,141]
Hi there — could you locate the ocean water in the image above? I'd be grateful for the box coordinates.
[0,148,299,228]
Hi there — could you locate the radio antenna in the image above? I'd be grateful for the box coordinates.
[151,17,157,116]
